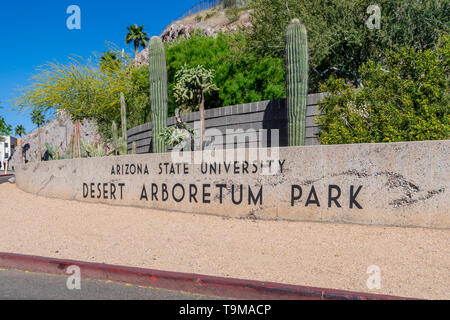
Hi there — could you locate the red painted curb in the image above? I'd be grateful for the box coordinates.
[0,252,414,300]
[0,174,13,178]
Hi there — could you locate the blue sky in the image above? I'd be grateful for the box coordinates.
[0,0,198,135]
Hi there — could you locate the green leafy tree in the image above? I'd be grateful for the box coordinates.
[14,124,27,163]
[0,105,12,142]
[0,117,11,142]
[100,51,121,73]
[0,118,10,135]
[30,108,46,161]
[317,35,450,144]
[125,24,150,57]
[159,126,195,148]
[14,32,283,139]
[165,31,285,115]
[13,47,150,138]
[129,63,151,127]
[14,125,26,138]
[14,125,26,158]
[173,64,218,148]
[247,0,449,91]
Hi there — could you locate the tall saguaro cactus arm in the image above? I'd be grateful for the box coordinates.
[286,19,309,146]
[149,36,168,153]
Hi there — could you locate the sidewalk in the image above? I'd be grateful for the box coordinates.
[0,183,448,299]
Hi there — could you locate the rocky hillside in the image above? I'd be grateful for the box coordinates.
[10,112,99,166]
[135,7,251,67]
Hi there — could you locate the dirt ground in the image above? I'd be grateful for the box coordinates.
[0,183,448,299]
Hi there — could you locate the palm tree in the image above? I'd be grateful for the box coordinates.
[0,116,10,142]
[14,125,26,163]
[14,125,26,138]
[0,105,11,142]
[125,24,149,57]
[31,108,45,162]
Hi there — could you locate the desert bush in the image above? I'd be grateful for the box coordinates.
[317,35,450,144]
[0,108,11,136]
[225,8,240,23]
[159,125,195,148]
[13,47,150,138]
[204,11,215,20]
[164,31,285,116]
[248,0,450,92]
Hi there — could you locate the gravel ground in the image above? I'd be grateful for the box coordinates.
[0,183,448,299]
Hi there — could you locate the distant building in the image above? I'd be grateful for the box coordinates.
[0,136,17,168]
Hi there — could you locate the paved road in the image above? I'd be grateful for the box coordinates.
[0,175,13,184]
[0,269,220,300]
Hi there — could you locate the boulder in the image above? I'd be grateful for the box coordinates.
[134,8,251,67]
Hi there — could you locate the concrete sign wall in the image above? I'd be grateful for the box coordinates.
[14,140,449,229]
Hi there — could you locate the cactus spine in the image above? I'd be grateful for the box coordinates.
[149,36,168,153]
[286,18,309,146]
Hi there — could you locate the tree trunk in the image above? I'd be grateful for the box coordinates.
[75,121,81,158]
[19,138,23,163]
[37,126,41,162]
[198,91,205,150]
[134,40,139,57]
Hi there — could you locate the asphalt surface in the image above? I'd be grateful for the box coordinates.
[0,175,13,184]
[0,269,221,300]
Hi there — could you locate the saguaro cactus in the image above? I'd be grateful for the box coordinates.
[149,36,168,153]
[119,92,128,155]
[286,18,309,146]
[120,92,127,144]
[112,121,119,155]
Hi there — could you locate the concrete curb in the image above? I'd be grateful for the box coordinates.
[0,252,414,300]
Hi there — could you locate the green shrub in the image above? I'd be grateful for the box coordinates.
[12,48,151,139]
[223,0,238,8]
[248,0,450,92]
[164,31,285,116]
[0,116,11,136]
[225,8,240,23]
[159,124,195,148]
[317,35,450,144]
[204,12,215,20]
